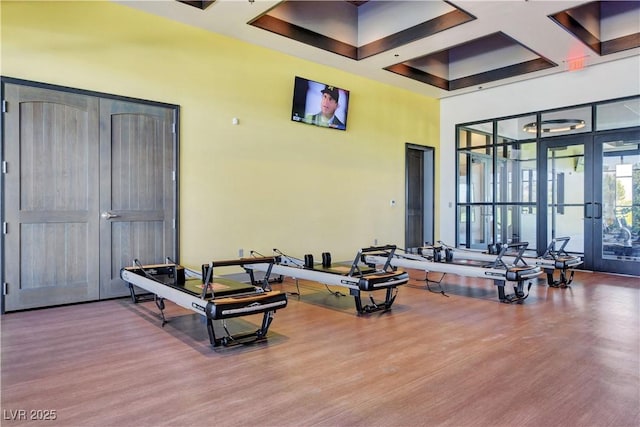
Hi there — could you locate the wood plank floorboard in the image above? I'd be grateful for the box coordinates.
[1,270,639,427]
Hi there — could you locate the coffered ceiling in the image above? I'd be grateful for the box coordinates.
[118,0,640,99]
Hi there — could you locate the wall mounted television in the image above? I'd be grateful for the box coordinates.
[291,76,349,131]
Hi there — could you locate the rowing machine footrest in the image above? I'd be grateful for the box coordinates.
[322,252,331,268]
[500,281,532,304]
[304,254,314,269]
[548,269,574,288]
[445,248,453,262]
[501,294,525,304]
[354,287,396,315]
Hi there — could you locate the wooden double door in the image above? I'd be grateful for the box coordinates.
[2,80,178,311]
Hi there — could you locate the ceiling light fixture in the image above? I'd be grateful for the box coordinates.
[523,119,586,133]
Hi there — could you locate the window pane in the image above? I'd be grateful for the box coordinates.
[538,106,592,138]
[597,97,640,131]
[470,205,492,248]
[495,205,537,250]
[522,169,537,205]
[458,152,468,203]
[496,142,536,203]
[497,114,537,143]
[471,148,493,203]
[602,140,640,260]
[456,205,495,248]
[547,206,584,253]
[547,145,584,207]
[458,206,468,247]
[458,122,493,148]
[458,148,494,203]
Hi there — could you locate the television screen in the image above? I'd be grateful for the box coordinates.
[291,76,349,131]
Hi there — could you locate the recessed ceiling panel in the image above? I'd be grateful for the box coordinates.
[267,0,358,45]
[248,0,475,60]
[447,33,539,79]
[549,0,640,56]
[386,32,557,91]
[356,0,456,46]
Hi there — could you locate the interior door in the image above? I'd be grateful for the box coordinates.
[541,136,588,268]
[541,131,640,275]
[405,144,434,250]
[2,80,179,311]
[99,99,177,298]
[593,130,640,275]
[2,84,100,311]
[542,137,587,256]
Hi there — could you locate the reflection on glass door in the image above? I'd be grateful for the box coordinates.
[595,132,640,275]
[457,146,494,250]
[470,155,493,248]
[543,131,640,275]
[546,142,586,255]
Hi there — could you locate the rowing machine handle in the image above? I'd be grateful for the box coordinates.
[361,244,397,253]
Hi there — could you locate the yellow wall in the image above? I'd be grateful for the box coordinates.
[1,0,440,264]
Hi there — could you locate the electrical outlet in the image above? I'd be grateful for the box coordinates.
[239,248,244,257]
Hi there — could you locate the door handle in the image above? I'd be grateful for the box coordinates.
[101,212,120,220]
[594,202,602,219]
[584,202,592,219]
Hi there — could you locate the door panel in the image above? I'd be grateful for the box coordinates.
[3,84,100,311]
[593,131,640,274]
[99,99,176,298]
[545,143,586,255]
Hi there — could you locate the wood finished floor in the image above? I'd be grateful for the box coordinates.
[1,270,639,427]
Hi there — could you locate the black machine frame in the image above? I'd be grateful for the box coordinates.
[121,256,288,347]
[247,245,410,315]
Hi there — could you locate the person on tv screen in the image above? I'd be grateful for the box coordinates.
[304,85,345,130]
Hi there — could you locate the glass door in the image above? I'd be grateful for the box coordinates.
[593,130,640,275]
[542,136,588,260]
[541,130,640,275]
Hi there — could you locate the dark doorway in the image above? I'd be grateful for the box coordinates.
[405,144,435,251]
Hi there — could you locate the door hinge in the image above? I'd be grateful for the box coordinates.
[2,161,7,174]
[2,100,7,113]
[2,222,7,234]
[172,170,176,181]
[172,122,176,134]
[172,219,176,229]
[3,283,7,296]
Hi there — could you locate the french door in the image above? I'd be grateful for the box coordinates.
[541,130,639,275]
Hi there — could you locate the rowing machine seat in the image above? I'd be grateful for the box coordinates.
[505,266,540,282]
[552,255,582,269]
